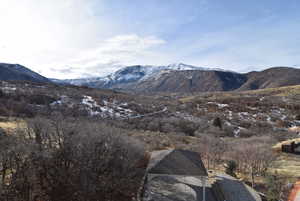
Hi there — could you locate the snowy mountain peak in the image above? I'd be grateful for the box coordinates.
[167,63,200,70]
[53,63,231,87]
[166,63,231,72]
[97,63,233,86]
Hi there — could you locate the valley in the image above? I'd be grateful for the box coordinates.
[2,0,300,200]
[0,63,300,201]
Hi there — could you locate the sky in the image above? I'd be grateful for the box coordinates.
[0,0,300,79]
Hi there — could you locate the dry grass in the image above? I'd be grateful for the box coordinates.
[269,153,300,178]
[271,138,300,178]
[0,118,26,132]
[272,138,300,152]
[128,130,202,151]
[243,85,300,96]
[180,84,300,103]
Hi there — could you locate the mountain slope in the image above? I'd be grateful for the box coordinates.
[0,63,50,83]
[128,70,247,93]
[57,63,232,90]
[239,67,300,90]
[53,64,300,93]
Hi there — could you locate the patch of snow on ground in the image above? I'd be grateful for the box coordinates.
[50,95,70,106]
[120,102,128,106]
[81,96,134,118]
[2,86,17,91]
[234,127,247,138]
[281,115,287,120]
[238,112,250,119]
[50,100,62,106]
[293,120,300,126]
[247,106,257,110]
[270,108,288,121]
[174,112,202,122]
[228,110,233,120]
[82,96,99,108]
[234,127,241,138]
[224,121,232,126]
[217,103,228,108]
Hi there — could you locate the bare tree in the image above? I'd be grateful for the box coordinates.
[226,136,276,187]
[198,135,227,170]
[0,115,146,201]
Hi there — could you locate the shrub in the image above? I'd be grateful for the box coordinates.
[225,160,237,177]
[177,120,198,136]
[0,116,146,201]
[28,94,56,105]
[265,173,288,201]
[0,89,4,98]
[213,117,222,130]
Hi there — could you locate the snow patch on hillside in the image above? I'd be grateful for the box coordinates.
[81,95,134,118]
[53,63,229,86]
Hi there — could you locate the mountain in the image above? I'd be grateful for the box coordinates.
[238,67,300,90]
[55,63,233,90]
[51,64,300,93]
[55,63,217,87]
[129,70,247,93]
[51,77,102,86]
[0,63,50,83]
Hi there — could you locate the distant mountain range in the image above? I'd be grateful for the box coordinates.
[52,63,230,86]
[54,63,300,93]
[53,63,240,91]
[1,62,300,93]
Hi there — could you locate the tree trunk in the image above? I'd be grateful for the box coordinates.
[251,166,255,188]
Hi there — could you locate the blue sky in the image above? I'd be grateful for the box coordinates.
[0,0,300,78]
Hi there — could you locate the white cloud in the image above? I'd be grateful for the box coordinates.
[1,0,298,79]
[43,34,166,78]
[0,0,103,76]
[168,18,300,72]
[0,0,167,79]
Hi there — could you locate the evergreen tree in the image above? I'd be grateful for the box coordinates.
[225,160,237,177]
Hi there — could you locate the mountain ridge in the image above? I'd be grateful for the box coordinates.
[0,63,50,83]
[53,64,300,93]
[1,62,300,93]
[53,63,233,88]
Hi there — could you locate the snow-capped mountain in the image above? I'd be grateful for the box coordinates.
[2,62,300,94]
[51,77,104,86]
[166,63,226,71]
[47,64,300,93]
[54,63,227,87]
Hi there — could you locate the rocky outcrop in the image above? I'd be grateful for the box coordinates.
[142,149,262,201]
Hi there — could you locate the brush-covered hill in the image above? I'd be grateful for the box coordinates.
[238,67,300,90]
[130,66,300,93]
[0,63,50,83]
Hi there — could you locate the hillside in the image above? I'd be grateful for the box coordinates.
[239,67,300,90]
[129,70,247,93]
[1,62,299,94]
[53,64,300,94]
[0,63,50,83]
[1,80,300,200]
